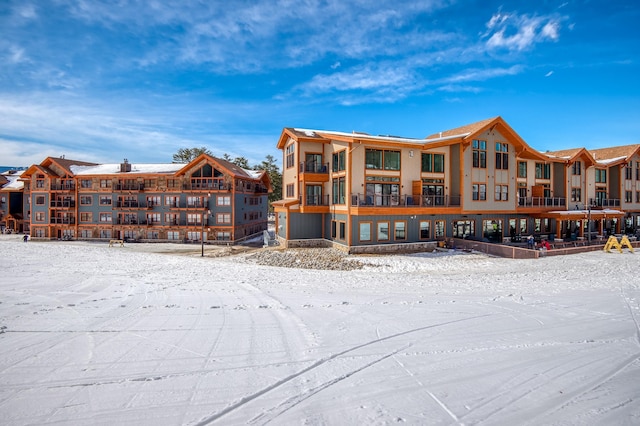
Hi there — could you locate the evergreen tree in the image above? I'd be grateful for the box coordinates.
[257,154,282,207]
[172,147,212,163]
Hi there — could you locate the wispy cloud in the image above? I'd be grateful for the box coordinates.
[484,11,563,51]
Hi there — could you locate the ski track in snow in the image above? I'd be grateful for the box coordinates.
[0,235,639,425]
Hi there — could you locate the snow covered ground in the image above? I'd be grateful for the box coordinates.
[1,235,639,425]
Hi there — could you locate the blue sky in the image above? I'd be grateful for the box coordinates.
[1,0,639,167]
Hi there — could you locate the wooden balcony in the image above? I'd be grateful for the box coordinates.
[350,193,461,208]
[299,161,330,183]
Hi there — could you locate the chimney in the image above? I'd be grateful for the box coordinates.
[120,159,131,173]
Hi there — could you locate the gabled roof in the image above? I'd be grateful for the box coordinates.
[425,116,498,140]
[544,147,597,167]
[589,144,640,167]
[278,116,549,158]
[174,153,267,181]
[426,116,550,160]
[21,157,98,178]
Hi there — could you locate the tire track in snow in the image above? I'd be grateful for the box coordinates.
[377,327,461,425]
[252,343,413,425]
[193,314,491,425]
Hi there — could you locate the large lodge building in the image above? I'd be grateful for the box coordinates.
[273,116,640,251]
[1,154,271,243]
[2,116,640,251]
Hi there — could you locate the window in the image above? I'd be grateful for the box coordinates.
[187,231,202,241]
[216,231,231,241]
[217,196,231,206]
[419,221,431,239]
[80,195,92,205]
[394,221,406,240]
[339,222,346,240]
[36,179,45,188]
[482,220,502,242]
[306,185,323,205]
[637,191,640,203]
[625,191,633,203]
[495,143,509,170]
[143,179,156,189]
[80,212,91,222]
[495,185,508,201]
[147,231,159,239]
[35,195,45,205]
[332,150,346,172]
[147,196,160,207]
[421,153,445,173]
[625,163,633,180]
[217,213,231,224]
[165,213,179,225]
[165,196,178,207]
[187,213,202,225]
[167,231,180,240]
[534,218,550,233]
[571,188,582,202]
[285,144,295,169]
[453,220,475,238]
[435,220,445,238]
[472,140,487,168]
[518,161,527,178]
[377,222,389,241]
[166,179,179,188]
[359,222,372,242]
[286,184,295,198]
[100,196,112,205]
[332,177,346,204]
[147,213,161,224]
[535,163,551,179]
[472,184,486,201]
[35,212,45,222]
[100,179,111,188]
[99,213,112,223]
[637,162,640,181]
[572,161,582,175]
[80,179,92,188]
[595,169,607,183]
[100,229,111,239]
[365,149,400,170]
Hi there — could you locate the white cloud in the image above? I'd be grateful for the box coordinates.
[545,70,554,77]
[484,12,563,51]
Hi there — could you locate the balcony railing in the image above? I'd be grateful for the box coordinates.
[351,194,461,207]
[114,183,145,191]
[183,180,228,191]
[115,200,146,208]
[50,183,76,191]
[50,201,75,208]
[589,198,621,208]
[518,197,566,207]
[185,202,209,209]
[301,194,331,206]
[50,218,76,224]
[300,162,329,174]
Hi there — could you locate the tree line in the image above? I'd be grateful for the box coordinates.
[172,147,282,207]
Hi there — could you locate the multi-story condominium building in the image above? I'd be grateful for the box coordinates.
[274,116,637,251]
[19,154,271,243]
[0,170,25,233]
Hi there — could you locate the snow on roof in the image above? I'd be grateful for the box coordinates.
[595,156,627,166]
[244,169,263,179]
[293,128,456,145]
[70,163,184,175]
[0,173,24,190]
